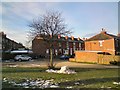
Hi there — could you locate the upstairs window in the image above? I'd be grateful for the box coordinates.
[116,39,119,47]
[99,40,104,47]
[58,42,61,47]
[66,42,69,49]
[79,43,81,50]
[73,42,76,51]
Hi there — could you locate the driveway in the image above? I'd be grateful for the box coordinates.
[2,59,120,69]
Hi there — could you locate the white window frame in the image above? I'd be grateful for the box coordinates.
[99,40,104,47]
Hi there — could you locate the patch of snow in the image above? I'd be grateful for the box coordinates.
[46,69,57,73]
[3,78,7,82]
[2,78,59,89]
[101,86,104,88]
[66,86,73,89]
[113,82,120,85]
[9,65,18,67]
[22,82,29,86]
[75,82,79,85]
[50,85,59,88]
[46,66,76,74]
[107,87,111,88]
[24,86,29,88]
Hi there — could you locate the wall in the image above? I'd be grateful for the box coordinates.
[32,38,47,57]
[85,39,115,55]
[69,51,120,64]
[74,51,98,63]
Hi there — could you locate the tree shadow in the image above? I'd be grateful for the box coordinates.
[59,77,120,86]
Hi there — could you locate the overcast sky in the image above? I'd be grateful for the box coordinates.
[0,1,119,47]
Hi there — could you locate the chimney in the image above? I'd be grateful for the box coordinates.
[101,28,107,34]
[77,37,80,40]
[71,36,74,40]
[0,32,6,37]
[117,33,120,37]
[0,32,4,35]
[58,34,61,39]
[65,36,68,40]
[83,38,86,41]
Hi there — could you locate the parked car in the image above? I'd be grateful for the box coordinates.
[60,55,70,60]
[14,55,32,61]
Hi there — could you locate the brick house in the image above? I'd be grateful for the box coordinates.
[0,32,25,60]
[0,32,25,51]
[85,29,120,55]
[69,29,120,64]
[32,35,84,57]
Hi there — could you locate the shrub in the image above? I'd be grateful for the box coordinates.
[109,61,120,66]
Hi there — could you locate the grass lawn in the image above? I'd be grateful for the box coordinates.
[2,66,120,89]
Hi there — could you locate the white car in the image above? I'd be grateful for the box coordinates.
[14,55,32,61]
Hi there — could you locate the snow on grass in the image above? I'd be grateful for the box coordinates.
[2,78,59,89]
[113,82,120,85]
[46,66,76,74]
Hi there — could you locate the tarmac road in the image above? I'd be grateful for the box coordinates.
[2,59,120,69]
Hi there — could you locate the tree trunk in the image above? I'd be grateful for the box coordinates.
[50,48,53,68]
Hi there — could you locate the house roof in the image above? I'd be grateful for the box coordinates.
[86,30,119,41]
[35,35,84,42]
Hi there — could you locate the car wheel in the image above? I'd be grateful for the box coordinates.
[18,59,22,62]
[28,58,32,61]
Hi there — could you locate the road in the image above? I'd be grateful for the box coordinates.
[2,59,120,69]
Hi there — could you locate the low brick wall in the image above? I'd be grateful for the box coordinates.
[74,51,98,63]
[70,51,120,64]
[69,58,75,62]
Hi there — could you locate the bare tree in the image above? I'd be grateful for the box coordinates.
[29,11,71,68]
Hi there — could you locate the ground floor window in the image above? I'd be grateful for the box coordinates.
[46,49,49,54]
[55,49,58,55]
[70,48,72,55]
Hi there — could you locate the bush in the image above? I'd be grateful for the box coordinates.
[109,61,120,66]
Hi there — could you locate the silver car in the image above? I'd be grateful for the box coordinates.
[14,55,32,61]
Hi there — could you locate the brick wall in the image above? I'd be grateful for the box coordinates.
[85,38,115,55]
[32,38,47,57]
[74,51,98,63]
[69,51,120,64]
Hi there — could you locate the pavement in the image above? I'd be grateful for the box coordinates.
[2,59,120,69]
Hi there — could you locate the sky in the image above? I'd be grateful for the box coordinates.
[0,0,119,47]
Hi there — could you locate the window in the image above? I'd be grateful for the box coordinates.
[66,42,69,49]
[79,43,81,50]
[70,48,72,55]
[58,42,61,47]
[99,40,104,47]
[73,42,75,51]
[116,39,119,47]
[46,49,49,54]
[55,49,58,55]
[0,44,2,49]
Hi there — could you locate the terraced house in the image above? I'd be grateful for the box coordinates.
[0,32,25,60]
[32,35,84,57]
